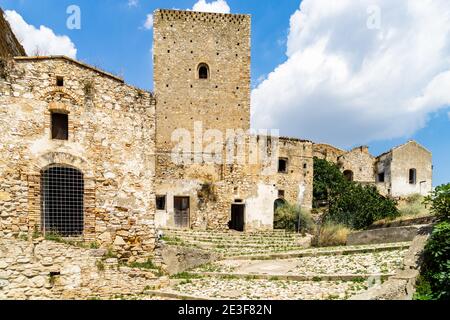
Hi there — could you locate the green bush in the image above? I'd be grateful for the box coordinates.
[325,183,399,230]
[414,221,450,300]
[313,158,348,204]
[313,158,399,230]
[274,202,315,233]
[424,184,450,221]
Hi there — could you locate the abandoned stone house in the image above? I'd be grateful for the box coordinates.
[313,141,433,197]
[0,8,432,259]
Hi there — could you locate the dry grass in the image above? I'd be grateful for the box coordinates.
[314,223,351,247]
[373,194,433,226]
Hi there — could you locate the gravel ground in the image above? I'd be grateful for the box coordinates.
[195,249,407,275]
[166,278,369,300]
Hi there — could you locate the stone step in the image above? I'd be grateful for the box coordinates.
[226,242,412,260]
[186,272,393,282]
[163,233,303,241]
[162,240,305,250]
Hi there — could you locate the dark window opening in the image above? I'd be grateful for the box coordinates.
[343,170,354,182]
[278,158,288,173]
[198,64,209,79]
[56,76,64,87]
[378,172,385,183]
[156,195,166,210]
[278,190,285,198]
[41,166,84,237]
[409,169,417,184]
[303,163,308,169]
[51,113,68,140]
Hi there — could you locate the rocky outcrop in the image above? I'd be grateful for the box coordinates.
[0,8,26,57]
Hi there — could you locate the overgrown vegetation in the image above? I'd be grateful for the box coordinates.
[313,223,350,247]
[414,183,450,301]
[274,202,315,233]
[313,157,400,230]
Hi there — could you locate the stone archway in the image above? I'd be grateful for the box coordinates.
[27,152,96,241]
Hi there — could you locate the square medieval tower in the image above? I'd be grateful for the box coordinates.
[153,9,251,152]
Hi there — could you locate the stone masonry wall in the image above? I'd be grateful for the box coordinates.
[337,146,375,183]
[153,9,251,152]
[0,237,167,300]
[0,57,156,261]
[155,135,313,232]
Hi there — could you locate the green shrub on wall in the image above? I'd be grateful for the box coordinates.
[424,184,450,221]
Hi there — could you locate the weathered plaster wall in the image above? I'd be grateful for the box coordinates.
[0,57,156,260]
[390,142,433,197]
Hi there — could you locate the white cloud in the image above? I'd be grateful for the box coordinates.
[143,13,154,30]
[4,10,77,59]
[251,0,450,147]
[192,0,230,14]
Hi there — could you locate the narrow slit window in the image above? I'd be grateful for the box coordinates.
[56,76,64,87]
[409,169,417,184]
[378,172,385,183]
[156,195,167,210]
[51,113,69,140]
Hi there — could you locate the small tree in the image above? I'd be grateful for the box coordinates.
[424,183,450,222]
[313,157,347,205]
[274,202,315,233]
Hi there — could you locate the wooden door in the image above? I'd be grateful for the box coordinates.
[174,197,190,228]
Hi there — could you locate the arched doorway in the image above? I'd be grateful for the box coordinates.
[273,198,287,230]
[41,165,84,236]
[343,170,354,182]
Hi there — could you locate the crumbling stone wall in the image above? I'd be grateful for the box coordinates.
[0,56,156,261]
[0,237,167,300]
[313,143,345,163]
[337,146,375,184]
[155,136,313,232]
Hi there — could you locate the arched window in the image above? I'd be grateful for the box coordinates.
[41,166,84,236]
[198,63,209,79]
[343,170,354,182]
[409,169,417,185]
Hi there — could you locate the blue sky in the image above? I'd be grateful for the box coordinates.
[1,0,449,186]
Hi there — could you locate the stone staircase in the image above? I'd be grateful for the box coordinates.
[160,228,312,257]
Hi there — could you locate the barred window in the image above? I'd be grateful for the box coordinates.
[41,166,84,237]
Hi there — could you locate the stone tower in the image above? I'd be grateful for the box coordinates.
[153,9,251,152]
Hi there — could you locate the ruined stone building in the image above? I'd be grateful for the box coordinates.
[0,8,432,259]
[314,141,433,197]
